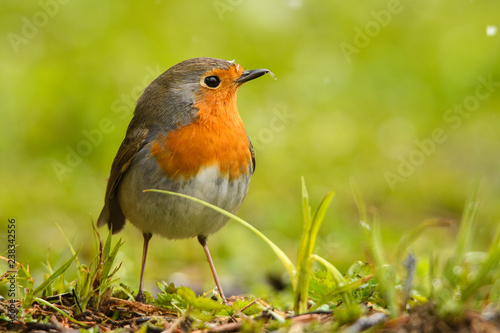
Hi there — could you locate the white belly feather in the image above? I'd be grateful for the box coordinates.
[118,164,250,239]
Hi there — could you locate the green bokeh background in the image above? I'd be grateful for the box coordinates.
[2,1,500,297]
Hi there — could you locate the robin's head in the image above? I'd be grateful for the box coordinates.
[167,57,269,93]
[135,58,271,126]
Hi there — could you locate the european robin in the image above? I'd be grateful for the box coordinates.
[97,57,271,304]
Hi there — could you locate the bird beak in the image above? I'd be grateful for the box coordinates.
[235,69,271,84]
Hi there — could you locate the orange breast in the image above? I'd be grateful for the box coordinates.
[150,91,251,180]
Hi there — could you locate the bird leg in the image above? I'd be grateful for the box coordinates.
[136,232,152,303]
[198,235,228,305]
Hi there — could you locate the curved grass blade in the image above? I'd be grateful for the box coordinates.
[395,219,453,266]
[32,252,78,296]
[34,297,88,327]
[145,189,296,282]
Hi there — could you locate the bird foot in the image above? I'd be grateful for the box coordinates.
[135,291,147,303]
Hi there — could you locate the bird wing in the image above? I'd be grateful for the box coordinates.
[248,138,256,174]
[97,125,149,233]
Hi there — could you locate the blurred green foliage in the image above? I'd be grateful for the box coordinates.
[1,1,500,298]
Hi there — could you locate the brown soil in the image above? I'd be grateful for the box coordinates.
[1,297,499,332]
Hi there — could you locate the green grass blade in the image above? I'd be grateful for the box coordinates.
[371,212,399,318]
[310,255,371,312]
[350,179,398,317]
[294,255,313,314]
[455,180,480,261]
[102,235,123,281]
[444,181,480,284]
[460,226,500,302]
[350,178,370,241]
[311,254,361,317]
[294,188,335,314]
[295,178,312,289]
[103,225,112,256]
[30,251,79,305]
[310,191,335,251]
[145,189,296,282]
[1,256,34,307]
[56,223,81,268]
[34,297,88,327]
[311,254,345,287]
[395,219,453,266]
[301,176,311,227]
[297,177,311,275]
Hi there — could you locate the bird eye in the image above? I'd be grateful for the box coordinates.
[204,75,221,88]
